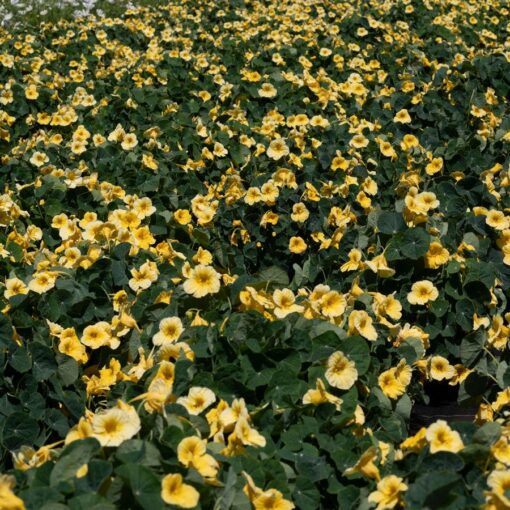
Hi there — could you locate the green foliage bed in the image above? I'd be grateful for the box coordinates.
[1,0,510,508]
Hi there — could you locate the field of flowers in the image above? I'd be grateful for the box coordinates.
[1,0,510,508]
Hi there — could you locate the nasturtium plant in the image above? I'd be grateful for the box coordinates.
[1,0,510,508]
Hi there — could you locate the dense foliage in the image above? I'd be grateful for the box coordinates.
[1,0,510,508]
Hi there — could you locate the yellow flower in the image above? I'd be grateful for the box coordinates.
[325,351,358,390]
[319,290,346,318]
[267,139,289,160]
[81,322,116,350]
[161,474,199,509]
[368,475,407,510]
[4,277,28,299]
[341,249,363,272]
[234,416,266,447]
[183,265,221,298]
[487,470,510,507]
[121,133,138,151]
[492,438,510,465]
[25,84,39,100]
[29,151,49,167]
[177,387,216,415]
[291,202,309,223]
[350,133,369,148]
[177,436,219,479]
[253,490,295,510]
[365,253,395,278]
[348,310,378,341]
[425,157,443,175]
[0,474,26,510]
[425,420,464,454]
[424,241,449,269]
[344,447,380,480]
[428,355,455,381]
[302,378,342,410]
[258,83,277,98]
[400,427,427,454]
[272,289,304,318]
[58,332,88,364]
[28,271,57,294]
[378,368,405,399]
[142,153,158,171]
[407,280,438,305]
[174,209,192,225]
[400,134,419,151]
[393,109,411,124]
[288,236,307,254]
[152,317,184,346]
[91,401,141,447]
[487,210,509,230]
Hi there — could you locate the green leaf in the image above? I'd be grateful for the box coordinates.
[116,464,164,510]
[1,412,40,450]
[0,313,13,347]
[399,337,425,364]
[341,336,370,376]
[257,265,290,286]
[405,471,462,510]
[50,438,101,487]
[473,422,501,445]
[116,440,161,467]
[377,211,406,234]
[30,342,58,381]
[58,356,79,386]
[400,228,430,260]
[460,330,485,366]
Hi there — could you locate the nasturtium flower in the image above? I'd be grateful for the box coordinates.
[368,475,407,510]
[428,355,456,381]
[486,210,509,230]
[319,290,346,318]
[91,401,141,447]
[393,109,411,124]
[29,151,49,167]
[0,474,26,510]
[234,416,266,447]
[491,438,510,465]
[4,277,28,299]
[425,420,464,454]
[487,470,510,508]
[81,321,119,350]
[161,474,199,508]
[350,133,369,148]
[28,271,57,294]
[258,83,277,98]
[378,368,405,399]
[407,280,438,305]
[325,351,358,390]
[424,241,449,269]
[291,202,309,222]
[344,447,380,480]
[177,436,219,479]
[177,386,216,415]
[253,490,295,510]
[272,289,303,318]
[266,138,289,160]
[153,317,184,346]
[400,134,419,150]
[302,378,342,410]
[348,310,378,341]
[183,264,221,298]
[288,236,307,254]
[174,209,192,225]
[425,157,443,175]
